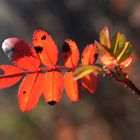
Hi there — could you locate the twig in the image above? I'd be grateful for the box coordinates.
[108,66,140,97]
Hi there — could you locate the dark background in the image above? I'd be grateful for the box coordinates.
[0,0,140,140]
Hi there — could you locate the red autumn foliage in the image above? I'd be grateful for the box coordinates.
[0,30,98,112]
[0,27,135,112]
[81,43,98,93]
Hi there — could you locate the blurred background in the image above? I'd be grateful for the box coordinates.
[0,0,140,140]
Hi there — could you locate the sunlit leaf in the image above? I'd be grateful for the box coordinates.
[0,65,23,89]
[100,26,111,49]
[33,30,58,67]
[82,74,98,94]
[74,65,103,80]
[96,41,118,69]
[111,33,126,57]
[62,39,80,68]
[18,72,45,112]
[81,42,98,65]
[116,41,132,62]
[65,71,81,102]
[97,28,133,68]
[111,33,132,62]
[81,42,99,93]
[120,57,132,68]
[2,38,40,70]
[43,70,64,105]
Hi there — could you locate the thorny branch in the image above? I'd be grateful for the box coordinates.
[107,66,140,97]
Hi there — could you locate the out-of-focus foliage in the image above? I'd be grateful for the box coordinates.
[0,0,140,140]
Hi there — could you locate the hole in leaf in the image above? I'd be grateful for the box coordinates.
[63,54,69,59]
[62,42,71,53]
[0,69,4,75]
[23,91,26,94]
[41,35,46,40]
[94,53,98,59]
[34,46,43,53]
[48,101,56,105]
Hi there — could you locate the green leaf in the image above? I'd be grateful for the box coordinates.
[111,32,132,62]
[117,42,132,62]
[98,27,133,68]
[74,65,103,80]
[110,32,119,55]
[111,33,126,57]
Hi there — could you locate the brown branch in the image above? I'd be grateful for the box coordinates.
[108,67,140,97]
[123,75,140,96]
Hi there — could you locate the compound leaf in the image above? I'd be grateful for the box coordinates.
[97,28,133,68]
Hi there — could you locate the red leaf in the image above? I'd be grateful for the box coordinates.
[43,70,64,105]
[18,72,45,112]
[95,41,118,69]
[81,43,98,94]
[99,26,111,49]
[81,43,98,65]
[82,74,98,94]
[33,30,58,67]
[62,39,80,68]
[65,71,81,102]
[0,65,23,89]
[2,38,40,70]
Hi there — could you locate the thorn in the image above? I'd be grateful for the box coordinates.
[132,91,135,94]
[125,75,129,79]
[125,84,128,88]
